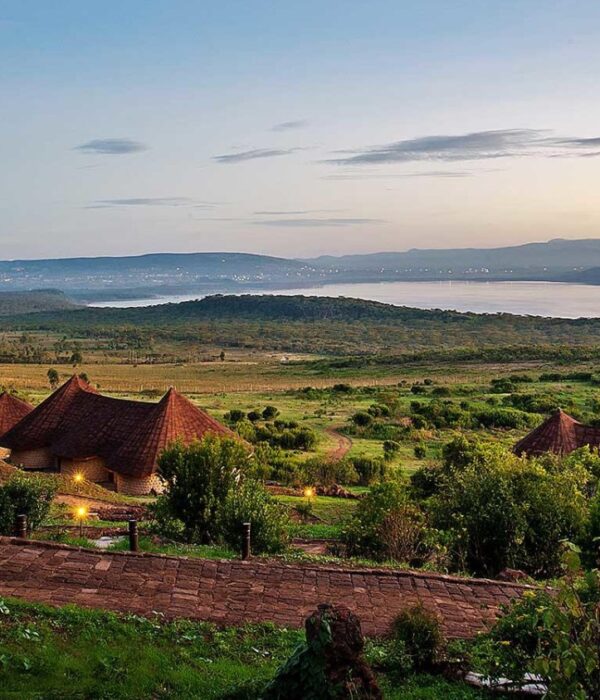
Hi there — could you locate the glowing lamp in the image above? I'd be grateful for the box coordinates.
[303,486,315,499]
[75,505,88,537]
[73,472,84,484]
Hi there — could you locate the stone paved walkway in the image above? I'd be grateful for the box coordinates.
[0,537,531,638]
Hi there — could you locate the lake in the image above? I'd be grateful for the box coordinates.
[88,280,600,318]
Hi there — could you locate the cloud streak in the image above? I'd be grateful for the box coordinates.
[75,138,148,155]
[326,129,600,165]
[213,147,301,164]
[271,120,308,131]
[253,217,384,227]
[86,197,216,209]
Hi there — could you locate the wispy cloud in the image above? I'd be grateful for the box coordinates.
[74,138,148,155]
[86,197,216,209]
[253,217,384,227]
[326,129,600,165]
[271,120,309,131]
[213,147,301,164]
[322,170,473,180]
[253,209,343,215]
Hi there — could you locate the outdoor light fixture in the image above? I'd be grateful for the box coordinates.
[73,472,84,483]
[303,486,315,499]
[75,505,88,537]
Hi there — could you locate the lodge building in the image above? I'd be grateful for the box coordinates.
[514,407,600,457]
[0,375,234,495]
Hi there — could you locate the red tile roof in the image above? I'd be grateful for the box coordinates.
[514,408,600,456]
[0,376,235,477]
[0,393,33,436]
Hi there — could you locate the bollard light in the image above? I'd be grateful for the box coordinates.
[15,514,27,539]
[128,519,139,552]
[242,522,251,560]
[75,505,88,538]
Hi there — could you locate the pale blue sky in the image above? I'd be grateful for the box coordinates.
[2,1,600,258]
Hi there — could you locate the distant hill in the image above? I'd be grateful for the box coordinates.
[0,289,76,316]
[307,238,600,275]
[3,239,600,300]
[559,267,600,285]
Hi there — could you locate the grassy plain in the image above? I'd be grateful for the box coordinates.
[0,597,491,699]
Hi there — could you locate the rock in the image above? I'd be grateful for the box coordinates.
[497,568,529,582]
[262,603,382,699]
[316,484,360,499]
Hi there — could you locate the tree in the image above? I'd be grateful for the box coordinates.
[430,438,589,576]
[70,350,83,366]
[0,473,56,535]
[219,350,225,362]
[156,436,250,544]
[47,368,59,389]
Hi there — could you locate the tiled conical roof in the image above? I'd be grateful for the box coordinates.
[514,408,600,456]
[0,393,33,436]
[0,375,97,450]
[0,377,236,478]
[106,387,236,476]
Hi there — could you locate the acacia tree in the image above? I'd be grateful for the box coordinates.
[47,368,59,389]
[156,435,250,544]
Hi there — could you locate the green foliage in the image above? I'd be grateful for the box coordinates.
[155,436,250,544]
[383,440,401,461]
[413,444,427,460]
[473,550,600,699]
[392,605,445,672]
[350,456,388,486]
[0,473,56,535]
[262,405,280,420]
[343,482,437,565]
[301,457,359,488]
[430,438,590,576]
[220,480,289,554]
[46,367,59,389]
[351,411,373,427]
[225,409,246,423]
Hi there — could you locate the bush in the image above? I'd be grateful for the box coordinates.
[351,411,373,427]
[301,457,358,487]
[0,473,56,535]
[430,438,590,576]
[383,440,400,461]
[410,385,427,395]
[473,550,600,699]
[156,436,250,544]
[219,480,289,554]
[350,456,388,486]
[392,605,445,672]
[247,410,262,422]
[262,405,279,420]
[225,409,246,423]
[413,444,427,459]
[343,482,436,565]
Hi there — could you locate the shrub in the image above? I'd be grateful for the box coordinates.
[473,550,600,699]
[392,605,445,672]
[350,456,388,486]
[431,387,451,397]
[301,457,358,487]
[247,410,262,422]
[219,480,289,554]
[383,440,401,461]
[225,409,246,423]
[431,438,589,576]
[0,473,56,535]
[410,385,427,395]
[368,403,390,418]
[156,436,250,544]
[343,482,434,564]
[351,411,373,427]
[413,444,427,459]
[262,405,279,420]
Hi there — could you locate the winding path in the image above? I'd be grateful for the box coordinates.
[325,427,353,461]
[0,537,530,638]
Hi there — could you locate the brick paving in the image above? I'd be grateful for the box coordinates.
[0,537,532,638]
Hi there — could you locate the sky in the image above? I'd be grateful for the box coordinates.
[2,0,600,259]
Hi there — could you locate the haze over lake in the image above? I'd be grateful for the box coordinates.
[89,280,600,318]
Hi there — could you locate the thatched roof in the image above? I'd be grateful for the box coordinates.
[514,408,600,457]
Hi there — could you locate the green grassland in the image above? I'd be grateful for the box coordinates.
[0,597,490,699]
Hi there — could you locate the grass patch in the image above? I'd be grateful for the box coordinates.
[107,535,237,560]
[0,597,490,699]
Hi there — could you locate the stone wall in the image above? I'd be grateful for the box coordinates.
[115,472,164,496]
[10,448,55,469]
[60,457,110,483]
